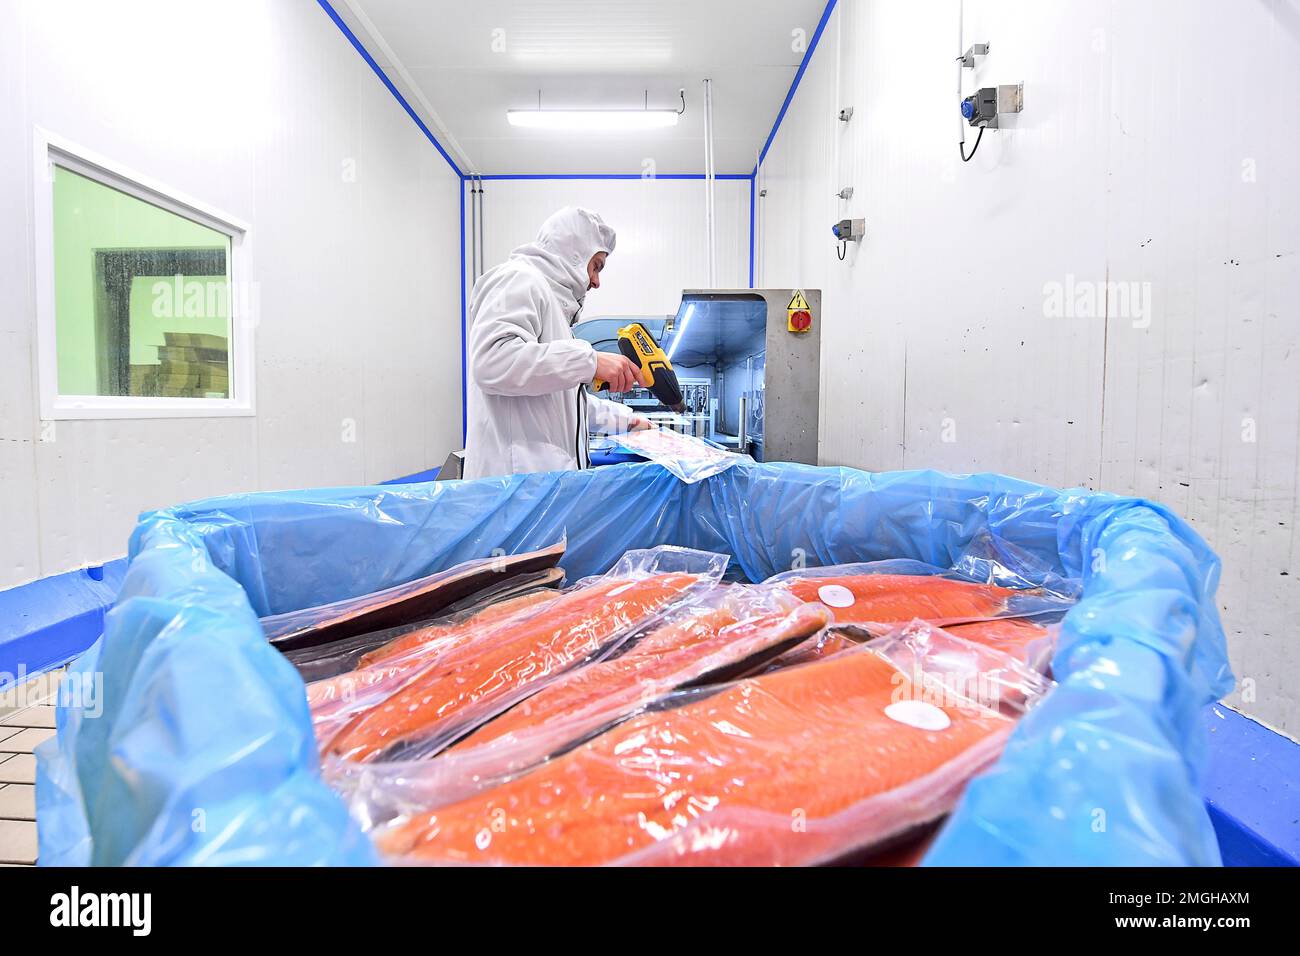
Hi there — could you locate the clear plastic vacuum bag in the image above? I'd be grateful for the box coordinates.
[761,626,864,672]
[304,582,570,749]
[283,567,567,682]
[260,541,566,651]
[365,620,1049,866]
[866,619,1055,714]
[765,614,1060,684]
[326,586,830,824]
[615,428,747,483]
[439,586,831,751]
[315,546,729,764]
[764,557,1075,632]
[327,585,834,821]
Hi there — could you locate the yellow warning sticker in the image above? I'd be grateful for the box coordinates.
[787,290,813,333]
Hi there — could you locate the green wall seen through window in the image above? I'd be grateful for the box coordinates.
[52,166,232,397]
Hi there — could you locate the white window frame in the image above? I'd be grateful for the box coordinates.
[33,129,255,419]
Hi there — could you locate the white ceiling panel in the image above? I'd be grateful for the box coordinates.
[346,0,829,174]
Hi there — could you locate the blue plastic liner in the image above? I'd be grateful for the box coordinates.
[36,461,1232,866]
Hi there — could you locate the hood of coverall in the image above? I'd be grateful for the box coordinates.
[508,207,616,324]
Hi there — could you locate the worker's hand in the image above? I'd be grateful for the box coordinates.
[628,416,655,432]
[594,352,645,394]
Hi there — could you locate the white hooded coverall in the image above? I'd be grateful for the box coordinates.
[464,207,635,480]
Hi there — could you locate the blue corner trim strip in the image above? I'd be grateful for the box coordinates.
[1202,704,1300,866]
[0,560,128,690]
[748,175,756,287]
[755,0,838,172]
[477,173,752,181]
[460,179,468,444]
[380,467,442,485]
[316,0,463,178]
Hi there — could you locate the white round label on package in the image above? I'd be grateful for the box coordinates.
[817,584,855,608]
[884,700,951,732]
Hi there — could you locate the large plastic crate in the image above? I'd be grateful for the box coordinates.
[37,461,1231,866]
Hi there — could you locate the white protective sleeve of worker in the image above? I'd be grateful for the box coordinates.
[463,207,632,479]
[469,267,597,397]
[585,391,635,436]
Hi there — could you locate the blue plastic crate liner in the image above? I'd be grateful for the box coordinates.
[36,461,1232,866]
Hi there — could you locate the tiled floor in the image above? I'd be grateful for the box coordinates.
[0,668,62,866]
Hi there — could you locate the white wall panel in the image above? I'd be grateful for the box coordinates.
[0,9,41,588]
[758,0,1300,733]
[468,178,750,318]
[0,0,462,588]
[1097,0,1300,735]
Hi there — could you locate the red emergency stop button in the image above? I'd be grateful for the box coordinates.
[788,309,812,332]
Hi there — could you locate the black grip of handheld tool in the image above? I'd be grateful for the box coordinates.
[599,334,686,413]
[641,359,686,413]
[617,336,642,371]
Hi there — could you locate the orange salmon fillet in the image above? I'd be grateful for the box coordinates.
[447,602,833,757]
[305,589,562,739]
[356,589,560,670]
[377,646,1012,865]
[946,617,1052,666]
[769,617,1053,674]
[775,573,1023,626]
[326,572,704,762]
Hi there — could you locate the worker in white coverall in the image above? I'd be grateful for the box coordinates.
[464,207,652,479]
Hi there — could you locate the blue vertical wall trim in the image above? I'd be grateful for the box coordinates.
[316,0,463,178]
[748,174,756,288]
[753,0,838,173]
[460,178,468,444]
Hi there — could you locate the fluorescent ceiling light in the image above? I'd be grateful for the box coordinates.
[507,110,679,131]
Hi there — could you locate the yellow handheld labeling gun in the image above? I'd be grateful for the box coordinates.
[592,322,687,413]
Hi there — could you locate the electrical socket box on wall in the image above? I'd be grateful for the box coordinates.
[961,84,1024,129]
[997,83,1024,115]
[832,218,866,241]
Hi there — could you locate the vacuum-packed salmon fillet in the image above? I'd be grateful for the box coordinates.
[325,572,708,762]
[262,541,565,651]
[308,589,559,709]
[305,588,564,747]
[355,588,561,670]
[772,573,1027,626]
[764,628,861,670]
[376,644,1015,865]
[447,600,833,758]
[946,617,1054,669]
[287,569,566,683]
[768,617,1055,673]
